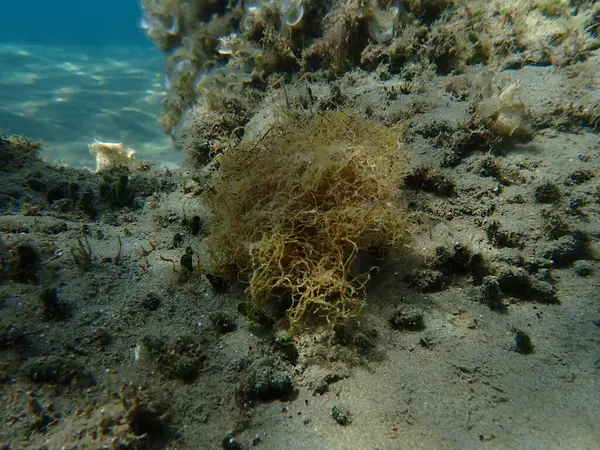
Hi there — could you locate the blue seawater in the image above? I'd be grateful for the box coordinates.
[0,0,178,168]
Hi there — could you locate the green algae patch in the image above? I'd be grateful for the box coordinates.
[204,111,411,329]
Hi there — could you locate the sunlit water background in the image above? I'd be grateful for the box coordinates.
[0,1,180,168]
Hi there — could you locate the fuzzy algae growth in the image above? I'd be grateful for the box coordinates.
[204,111,411,329]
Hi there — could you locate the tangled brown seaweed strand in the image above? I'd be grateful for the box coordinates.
[204,110,411,329]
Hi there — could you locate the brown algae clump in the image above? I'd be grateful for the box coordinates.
[204,111,411,328]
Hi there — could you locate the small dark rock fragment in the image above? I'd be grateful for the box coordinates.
[99,174,134,208]
[431,244,488,283]
[536,268,553,283]
[496,266,558,304]
[541,211,571,240]
[486,221,524,249]
[542,230,589,266]
[480,276,505,311]
[169,358,200,382]
[39,287,67,320]
[514,331,534,354]
[222,436,244,450]
[405,268,445,292]
[573,260,593,277]
[91,327,111,351]
[206,273,226,290]
[172,233,184,248]
[1,323,25,348]
[237,302,272,329]
[144,335,204,382]
[190,215,203,235]
[274,330,298,364]
[7,243,40,283]
[78,191,98,218]
[180,253,194,272]
[142,292,162,311]
[404,166,455,196]
[324,373,345,384]
[241,370,296,402]
[419,334,437,349]
[210,312,236,334]
[566,169,593,185]
[389,306,425,331]
[313,373,345,395]
[331,405,352,426]
[333,321,377,353]
[534,181,561,204]
[23,355,94,386]
[313,379,329,395]
[26,177,47,192]
[46,182,69,204]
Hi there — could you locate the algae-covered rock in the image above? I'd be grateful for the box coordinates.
[204,111,411,328]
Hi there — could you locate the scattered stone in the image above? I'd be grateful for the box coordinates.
[6,243,41,283]
[324,373,346,384]
[39,287,67,320]
[180,253,194,272]
[541,210,571,240]
[535,269,553,283]
[206,273,226,290]
[78,190,98,218]
[514,331,534,354]
[0,323,25,349]
[274,330,298,364]
[189,215,203,235]
[389,306,425,331]
[419,334,437,349]
[237,302,272,328]
[480,275,505,311]
[222,436,244,450]
[573,260,593,277]
[565,169,594,185]
[405,268,445,292]
[486,220,524,249]
[172,232,184,248]
[404,165,455,196]
[331,405,352,426]
[542,230,589,266]
[26,177,47,192]
[431,244,488,283]
[142,292,162,311]
[240,370,296,403]
[23,355,94,386]
[312,379,329,395]
[46,182,69,204]
[333,321,378,353]
[210,312,237,334]
[496,265,558,304]
[534,181,561,204]
[142,334,204,382]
